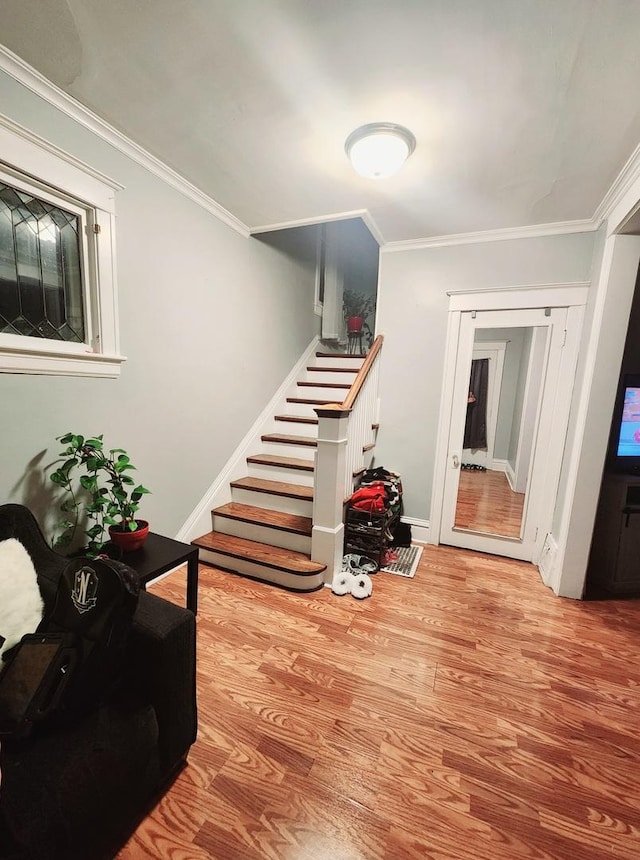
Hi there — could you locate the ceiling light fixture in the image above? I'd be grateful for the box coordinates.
[345,122,416,179]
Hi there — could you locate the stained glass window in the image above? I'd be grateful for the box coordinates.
[0,182,85,342]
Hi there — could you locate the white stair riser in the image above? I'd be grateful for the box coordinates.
[199,550,323,591]
[285,402,338,418]
[304,370,358,385]
[314,355,364,369]
[296,386,350,402]
[231,487,313,517]
[212,515,311,553]
[247,462,315,487]
[261,440,318,459]
[273,420,318,438]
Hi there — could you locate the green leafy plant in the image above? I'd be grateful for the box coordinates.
[342,289,376,322]
[49,433,150,556]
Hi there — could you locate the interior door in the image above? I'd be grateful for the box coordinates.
[439,306,567,561]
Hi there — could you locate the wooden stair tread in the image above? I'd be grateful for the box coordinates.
[213,503,312,535]
[230,476,313,500]
[306,366,358,373]
[274,415,319,425]
[363,443,375,452]
[287,397,344,406]
[315,351,357,358]
[192,532,325,574]
[297,381,352,389]
[247,453,314,471]
[262,433,317,447]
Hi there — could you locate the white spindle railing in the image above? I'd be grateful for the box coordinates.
[343,355,380,488]
[311,336,384,583]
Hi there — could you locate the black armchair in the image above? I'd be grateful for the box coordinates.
[0,504,197,860]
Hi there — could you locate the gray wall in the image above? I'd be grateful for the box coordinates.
[375,232,597,522]
[0,70,319,540]
[508,328,533,467]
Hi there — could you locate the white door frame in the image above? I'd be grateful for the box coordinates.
[429,282,588,565]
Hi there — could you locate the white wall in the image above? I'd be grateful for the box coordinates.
[375,232,596,522]
[0,70,319,540]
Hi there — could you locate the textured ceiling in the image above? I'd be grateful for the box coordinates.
[1,0,640,242]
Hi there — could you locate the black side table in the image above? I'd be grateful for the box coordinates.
[107,532,199,614]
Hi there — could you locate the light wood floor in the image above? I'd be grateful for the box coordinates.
[118,550,640,860]
[455,468,525,537]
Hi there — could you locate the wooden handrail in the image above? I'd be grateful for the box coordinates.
[342,335,384,410]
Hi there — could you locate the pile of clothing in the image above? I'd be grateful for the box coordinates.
[350,466,403,543]
[336,468,411,599]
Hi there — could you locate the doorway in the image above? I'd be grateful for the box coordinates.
[430,285,587,564]
[462,342,506,471]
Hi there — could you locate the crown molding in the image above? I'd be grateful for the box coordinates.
[594,141,640,233]
[2,42,638,249]
[381,219,598,253]
[0,43,250,237]
[250,208,386,246]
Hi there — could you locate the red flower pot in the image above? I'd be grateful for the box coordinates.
[347,315,363,333]
[108,519,149,552]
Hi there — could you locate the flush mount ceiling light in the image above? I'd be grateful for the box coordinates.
[345,122,416,179]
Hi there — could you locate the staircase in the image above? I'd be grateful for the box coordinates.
[192,350,368,591]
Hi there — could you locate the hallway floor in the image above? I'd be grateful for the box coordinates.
[119,547,640,859]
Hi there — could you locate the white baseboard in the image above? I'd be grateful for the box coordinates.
[176,336,320,542]
[494,459,516,491]
[537,532,559,587]
[402,516,430,544]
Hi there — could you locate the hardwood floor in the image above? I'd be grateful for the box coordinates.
[455,468,525,537]
[118,549,640,859]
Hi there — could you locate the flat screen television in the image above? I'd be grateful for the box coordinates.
[610,374,640,474]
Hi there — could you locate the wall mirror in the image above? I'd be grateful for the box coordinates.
[453,325,548,540]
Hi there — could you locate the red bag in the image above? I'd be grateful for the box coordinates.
[349,482,387,513]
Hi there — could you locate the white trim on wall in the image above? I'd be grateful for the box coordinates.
[402,516,429,544]
[594,141,640,232]
[3,42,640,252]
[382,220,598,253]
[447,282,590,311]
[0,113,123,205]
[0,116,126,376]
[538,532,559,588]
[0,44,250,237]
[251,209,385,247]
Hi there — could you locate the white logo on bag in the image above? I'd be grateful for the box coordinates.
[71,567,98,613]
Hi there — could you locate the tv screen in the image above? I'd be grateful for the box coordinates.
[616,385,640,458]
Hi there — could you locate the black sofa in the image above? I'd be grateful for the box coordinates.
[0,504,198,860]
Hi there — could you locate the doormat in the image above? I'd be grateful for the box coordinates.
[381,544,423,578]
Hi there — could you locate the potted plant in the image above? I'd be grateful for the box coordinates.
[49,433,151,556]
[343,289,376,333]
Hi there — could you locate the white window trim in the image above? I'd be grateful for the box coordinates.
[0,113,126,377]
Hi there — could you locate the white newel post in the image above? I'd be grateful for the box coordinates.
[312,405,352,584]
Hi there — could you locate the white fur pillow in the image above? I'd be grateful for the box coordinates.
[0,538,44,661]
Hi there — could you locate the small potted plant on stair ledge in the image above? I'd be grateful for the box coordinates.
[49,433,151,557]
